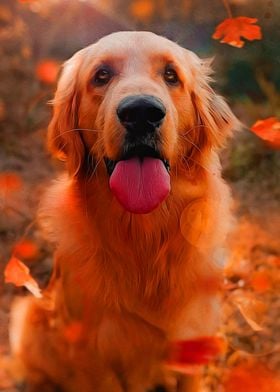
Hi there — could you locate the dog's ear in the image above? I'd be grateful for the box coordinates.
[48,51,85,176]
[190,55,240,150]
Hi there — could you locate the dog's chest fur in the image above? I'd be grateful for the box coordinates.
[40,168,228,341]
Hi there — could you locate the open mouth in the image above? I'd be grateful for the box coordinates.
[104,145,170,175]
[104,145,171,214]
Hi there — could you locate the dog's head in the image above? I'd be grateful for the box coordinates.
[48,31,238,214]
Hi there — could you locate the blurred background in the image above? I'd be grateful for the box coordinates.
[0,0,279,391]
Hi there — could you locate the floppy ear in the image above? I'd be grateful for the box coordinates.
[190,56,240,150]
[48,51,85,176]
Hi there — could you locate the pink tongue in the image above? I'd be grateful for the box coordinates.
[109,157,170,214]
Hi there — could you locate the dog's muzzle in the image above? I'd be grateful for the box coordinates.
[104,95,170,214]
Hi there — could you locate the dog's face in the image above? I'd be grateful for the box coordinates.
[48,31,236,213]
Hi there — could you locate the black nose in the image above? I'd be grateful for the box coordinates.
[117,95,166,132]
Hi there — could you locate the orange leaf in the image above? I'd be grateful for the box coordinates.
[232,293,267,331]
[250,270,272,293]
[251,117,280,149]
[63,321,84,344]
[224,363,280,392]
[4,256,42,298]
[130,0,154,21]
[36,59,60,84]
[212,17,262,48]
[13,240,39,261]
[0,172,22,194]
[166,336,226,374]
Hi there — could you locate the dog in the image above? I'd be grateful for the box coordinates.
[10,31,238,391]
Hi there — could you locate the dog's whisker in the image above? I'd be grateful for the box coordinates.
[187,156,212,174]
[87,155,104,182]
[179,135,203,154]
[180,156,192,177]
[181,124,212,137]
[53,128,102,142]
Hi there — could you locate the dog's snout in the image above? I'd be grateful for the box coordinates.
[117,95,166,131]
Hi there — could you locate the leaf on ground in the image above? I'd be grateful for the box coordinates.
[212,17,262,48]
[223,363,280,392]
[0,172,23,194]
[251,117,280,149]
[4,256,42,298]
[232,293,267,331]
[36,59,60,84]
[13,240,39,261]
[166,336,226,374]
[250,270,272,293]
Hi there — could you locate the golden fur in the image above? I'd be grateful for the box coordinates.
[10,31,238,391]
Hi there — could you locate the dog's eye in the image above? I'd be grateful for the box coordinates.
[93,68,112,86]
[164,67,179,85]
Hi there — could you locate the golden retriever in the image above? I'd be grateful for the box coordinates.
[10,31,238,392]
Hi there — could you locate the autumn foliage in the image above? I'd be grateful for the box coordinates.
[167,337,226,373]
[13,240,39,261]
[251,117,280,149]
[36,59,60,84]
[224,363,280,392]
[130,0,154,21]
[212,17,262,48]
[0,172,22,195]
[4,256,41,298]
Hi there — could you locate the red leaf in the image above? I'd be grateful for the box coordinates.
[36,59,60,84]
[4,256,42,298]
[166,336,226,374]
[13,240,39,261]
[250,270,272,293]
[251,117,280,149]
[130,0,154,21]
[224,363,280,392]
[212,17,262,48]
[0,172,22,194]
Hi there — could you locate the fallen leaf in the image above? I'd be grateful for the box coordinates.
[0,172,22,194]
[251,117,280,149]
[36,59,60,84]
[224,363,280,392]
[250,270,272,293]
[4,256,42,298]
[212,17,262,48]
[13,240,39,261]
[166,336,226,374]
[232,293,267,331]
